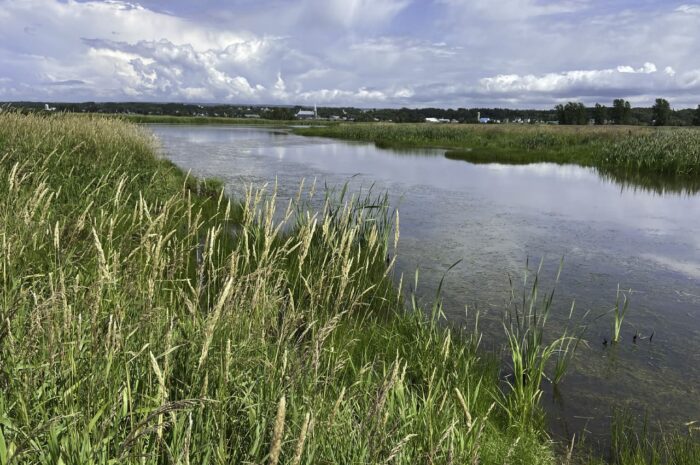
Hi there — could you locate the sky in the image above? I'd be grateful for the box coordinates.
[1,0,700,109]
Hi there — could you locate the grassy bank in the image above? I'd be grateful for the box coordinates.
[294,123,700,177]
[0,112,561,464]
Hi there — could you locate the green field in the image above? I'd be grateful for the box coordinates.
[0,112,697,464]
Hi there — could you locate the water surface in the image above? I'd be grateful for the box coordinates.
[150,124,700,441]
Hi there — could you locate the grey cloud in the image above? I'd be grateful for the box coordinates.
[1,0,700,107]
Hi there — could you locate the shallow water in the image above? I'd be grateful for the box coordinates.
[150,124,700,441]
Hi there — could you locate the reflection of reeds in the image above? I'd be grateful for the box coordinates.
[596,167,700,195]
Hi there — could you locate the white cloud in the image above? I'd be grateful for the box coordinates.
[480,66,628,94]
[0,0,700,107]
[675,4,700,15]
[617,63,657,74]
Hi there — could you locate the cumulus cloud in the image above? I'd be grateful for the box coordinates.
[0,0,699,107]
[617,63,657,74]
[676,4,700,15]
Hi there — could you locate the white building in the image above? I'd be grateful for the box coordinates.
[296,104,318,120]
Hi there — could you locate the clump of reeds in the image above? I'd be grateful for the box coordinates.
[499,260,584,431]
[294,122,654,165]
[600,129,700,176]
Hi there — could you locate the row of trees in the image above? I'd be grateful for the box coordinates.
[556,99,636,125]
[557,99,700,126]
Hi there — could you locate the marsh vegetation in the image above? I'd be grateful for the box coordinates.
[294,123,700,181]
[0,112,558,464]
[1,113,698,464]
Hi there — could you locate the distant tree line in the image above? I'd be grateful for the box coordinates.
[555,98,700,126]
[4,100,700,126]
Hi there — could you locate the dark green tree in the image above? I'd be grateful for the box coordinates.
[692,105,700,126]
[554,104,565,124]
[611,99,631,124]
[593,103,607,125]
[555,102,587,125]
[652,98,671,126]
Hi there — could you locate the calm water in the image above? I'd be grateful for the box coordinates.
[150,124,700,440]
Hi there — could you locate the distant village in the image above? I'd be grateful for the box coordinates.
[5,100,699,126]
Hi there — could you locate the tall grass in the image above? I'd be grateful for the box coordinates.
[0,112,556,464]
[599,129,700,176]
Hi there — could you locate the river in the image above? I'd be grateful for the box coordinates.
[149,123,700,442]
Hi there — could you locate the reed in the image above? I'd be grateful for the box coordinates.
[599,129,700,176]
[611,286,631,343]
[498,260,582,431]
